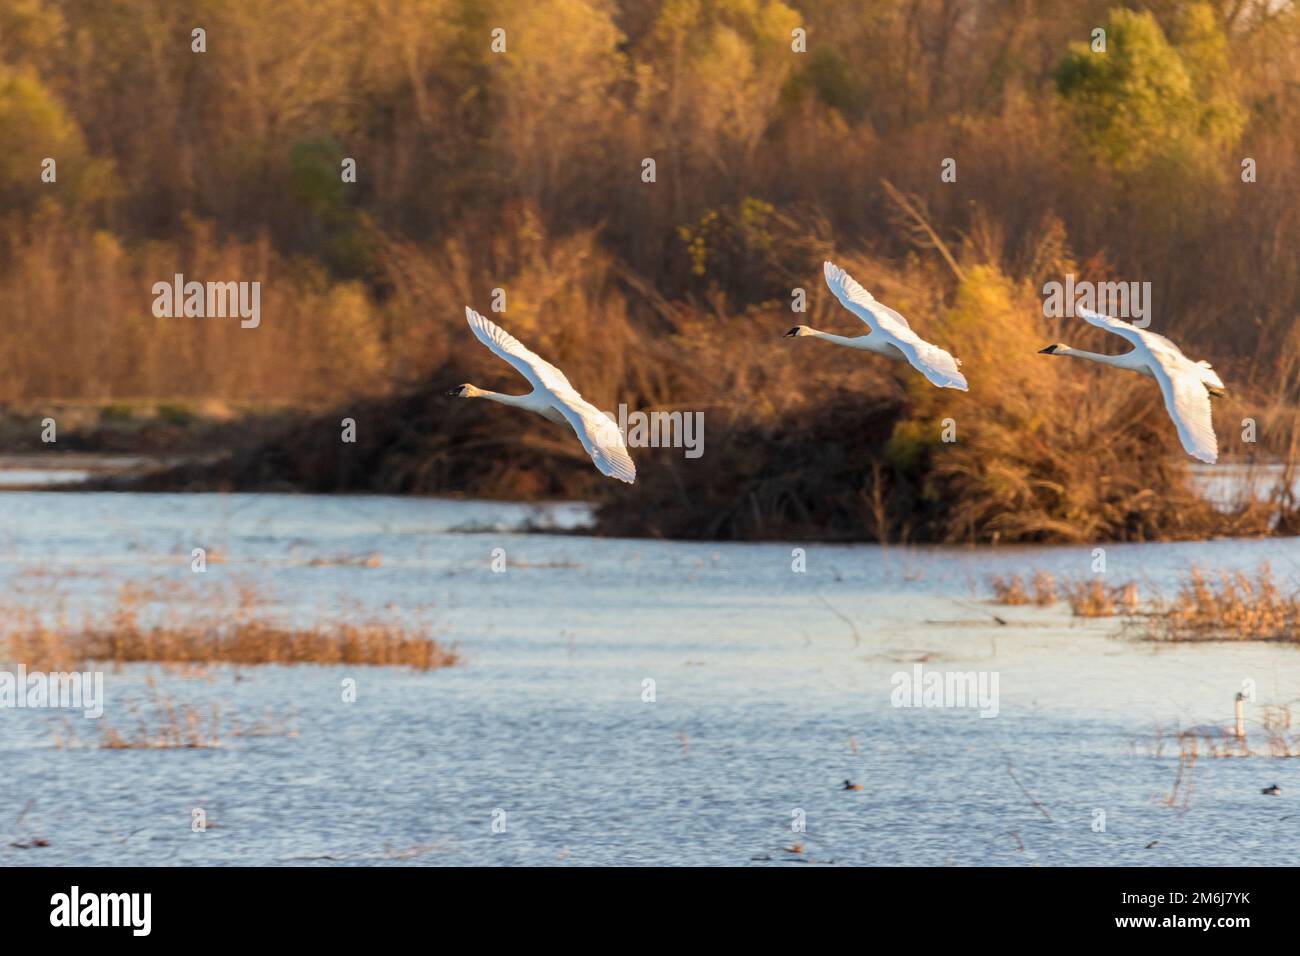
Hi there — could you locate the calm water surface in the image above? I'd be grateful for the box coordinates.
[1,490,1298,865]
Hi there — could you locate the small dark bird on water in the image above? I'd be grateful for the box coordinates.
[843,780,863,791]
[1262,784,1281,796]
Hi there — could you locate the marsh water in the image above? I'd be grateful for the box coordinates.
[1,487,1298,866]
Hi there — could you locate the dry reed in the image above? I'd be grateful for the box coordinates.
[989,564,1300,644]
[0,578,457,671]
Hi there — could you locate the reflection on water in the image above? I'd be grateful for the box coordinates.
[1188,462,1299,511]
[0,469,91,487]
[0,454,177,489]
[1,490,1298,866]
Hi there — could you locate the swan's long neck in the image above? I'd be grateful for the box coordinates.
[1059,348,1136,369]
[805,329,875,350]
[471,388,542,411]
[465,387,551,413]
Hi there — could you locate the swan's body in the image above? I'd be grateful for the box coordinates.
[449,308,636,483]
[1039,307,1224,464]
[783,261,968,391]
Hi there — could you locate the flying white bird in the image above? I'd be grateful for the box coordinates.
[448,308,636,483]
[1038,307,1225,464]
[783,261,969,391]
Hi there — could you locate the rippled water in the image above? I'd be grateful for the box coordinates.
[1,490,1297,865]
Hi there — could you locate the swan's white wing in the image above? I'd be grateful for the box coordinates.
[552,395,637,484]
[889,337,969,391]
[1076,306,1186,359]
[1150,360,1219,464]
[823,260,968,390]
[465,307,574,393]
[465,307,633,482]
[1075,307,1218,460]
[823,261,910,333]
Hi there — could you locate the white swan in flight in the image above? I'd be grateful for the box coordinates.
[1038,307,1224,464]
[783,261,969,391]
[448,308,636,483]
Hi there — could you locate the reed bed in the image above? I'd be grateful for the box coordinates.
[987,573,1137,616]
[1144,565,1300,643]
[0,578,457,672]
[1063,580,1141,618]
[989,572,1057,606]
[988,564,1300,643]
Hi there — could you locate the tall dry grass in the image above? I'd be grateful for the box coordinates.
[0,577,457,671]
[1145,564,1300,643]
[987,563,1300,643]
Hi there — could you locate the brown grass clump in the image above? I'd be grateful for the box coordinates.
[1144,564,1300,643]
[988,571,1133,613]
[990,572,1058,606]
[989,575,1030,605]
[1063,579,1140,618]
[0,578,457,671]
[991,564,1300,644]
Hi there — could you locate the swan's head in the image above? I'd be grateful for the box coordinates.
[447,383,479,398]
[1038,343,1069,355]
[784,325,813,338]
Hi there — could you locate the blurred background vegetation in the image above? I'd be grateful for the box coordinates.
[3,0,1300,540]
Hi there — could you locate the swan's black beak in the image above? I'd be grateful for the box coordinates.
[446,387,464,397]
[1038,345,1058,354]
[783,328,799,338]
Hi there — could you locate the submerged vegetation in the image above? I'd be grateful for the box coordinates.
[4,2,1300,541]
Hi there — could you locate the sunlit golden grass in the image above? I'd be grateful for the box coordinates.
[989,571,1057,606]
[987,563,1300,642]
[1145,564,1300,643]
[988,572,1136,615]
[1064,580,1141,618]
[0,577,457,671]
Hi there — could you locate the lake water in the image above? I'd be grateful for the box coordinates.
[1,490,1298,866]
